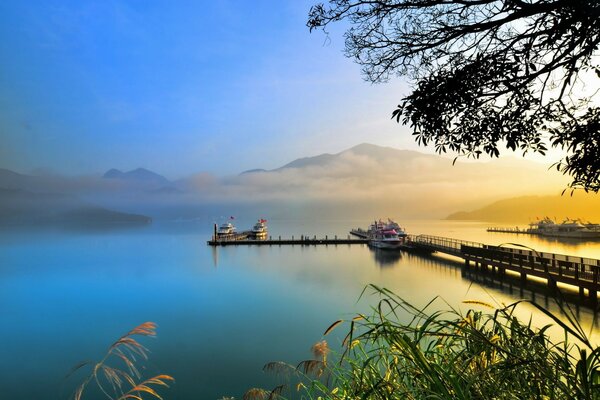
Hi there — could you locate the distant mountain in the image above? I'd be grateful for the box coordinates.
[0,187,151,227]
[276,153,338,170]
[0,168,37,190]
[239,168,267,175]
[270,143,438,171]
[232,143,571,218]
[446,194,600,223]
[103,168,170,186]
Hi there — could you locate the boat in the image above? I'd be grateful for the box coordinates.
[251,219,268,239]
[217,222,236,237]
[350,218,408,242]
[367,219,407,237]
[369,228,404,249]
[367,218,408,249]
[383,218,408,237]
[526,218,600,239]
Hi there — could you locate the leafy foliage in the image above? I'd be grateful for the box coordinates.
[297,285,600,399]
[308,0,600,192]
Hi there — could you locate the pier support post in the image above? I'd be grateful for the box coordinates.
[590,290,598,304]
[579,287,585,298]
[464,259,469,269]
[521,272,527,282]
[548,279,557,292]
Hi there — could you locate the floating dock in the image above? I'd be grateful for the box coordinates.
[349,228,369,239]
[207,234,368,246]
[208,231,600,304]
[409,235,600,303]
[487,227,532,234]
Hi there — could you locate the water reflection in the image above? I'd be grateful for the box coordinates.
[409,249,600,314]
[369,247,402,267]
[3,219,599,399]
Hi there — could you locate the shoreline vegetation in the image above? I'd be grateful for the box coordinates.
[238,285,599,400]
[68,287,599,399]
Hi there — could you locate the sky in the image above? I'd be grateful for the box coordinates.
[0,0,430,178]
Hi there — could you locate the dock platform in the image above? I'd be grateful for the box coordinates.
[208,229,600,303]
[349,228,369,239]
[208,234,368,246]
[409,235,600,303]
[487,227,531,234]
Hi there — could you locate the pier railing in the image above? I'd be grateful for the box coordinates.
[407,234,600,298]
[408,235,483,256]
[464,245,600,288]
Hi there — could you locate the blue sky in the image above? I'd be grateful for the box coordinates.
[0,0,420,178]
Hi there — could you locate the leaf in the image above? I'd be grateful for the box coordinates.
[323,320,343,336]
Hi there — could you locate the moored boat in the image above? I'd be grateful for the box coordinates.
[217,222,236,237]
[366,219,408,249]
[369,228,404,249]
[527,218,600,239]
[251,219,268,239]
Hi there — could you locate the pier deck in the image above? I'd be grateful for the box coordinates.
[487,227,532,234]
[208,235,368,246]
[208,230,600,303]
[349,229,369,239]
[409,235,600,302]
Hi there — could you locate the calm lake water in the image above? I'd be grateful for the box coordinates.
[1,216,599,399]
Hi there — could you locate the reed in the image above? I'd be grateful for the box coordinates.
[66,322,174,400]
[255,285,599,399]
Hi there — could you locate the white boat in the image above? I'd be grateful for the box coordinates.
[367,219,408,238]
[217,222,236,236]
[384,218,408,238]
[251,219,268,239]
[369,228,404,249]
[527,218,600,239]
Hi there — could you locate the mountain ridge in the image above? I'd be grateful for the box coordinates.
[446,194,600,223]
[102,167,170,186]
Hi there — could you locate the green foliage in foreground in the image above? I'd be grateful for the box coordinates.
[255,285,599,400]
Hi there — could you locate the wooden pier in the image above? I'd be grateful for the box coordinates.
[208,228,600,303]
[409,235,600,303]
[207,234,368,246]
[350,228,369,239]
[487,227,531,234]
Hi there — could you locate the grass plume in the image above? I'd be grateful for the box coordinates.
[66,322,173,400]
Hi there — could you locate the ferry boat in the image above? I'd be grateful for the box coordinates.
[527,218,600,239]
[367,219,408,249]
[369,228,404,249]
[351,218,408,241]
[251,219,268,239]
[367,219,407,237]
[217,222,236,237]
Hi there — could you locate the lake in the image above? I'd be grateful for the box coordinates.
[1,216,599,399]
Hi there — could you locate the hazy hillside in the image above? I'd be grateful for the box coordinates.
[230,143,570,217]
[0,187,151,227]
[446,194,600,223]
[0,143,576,219]
[103,167,171,187]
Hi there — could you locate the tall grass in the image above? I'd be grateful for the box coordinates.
[66,322,174,400]
[251,285,599,399]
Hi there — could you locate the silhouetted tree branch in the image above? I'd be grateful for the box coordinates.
[308,0,600,192]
